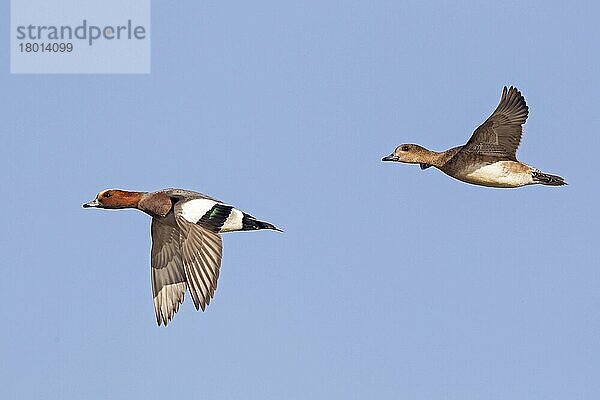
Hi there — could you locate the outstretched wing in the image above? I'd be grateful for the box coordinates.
[174,203,223,312]
[461,86,529,160]
[150,218,187,326]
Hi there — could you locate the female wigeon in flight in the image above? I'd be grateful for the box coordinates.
[83,188,280,326]
[382,86,566,188]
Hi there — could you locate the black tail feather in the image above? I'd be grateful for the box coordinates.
[242,213,282,232]
[532,171,566,186]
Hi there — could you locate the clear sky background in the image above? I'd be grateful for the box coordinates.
[1,1,599,399]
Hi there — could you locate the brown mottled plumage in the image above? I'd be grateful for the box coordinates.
[383,86,566,188]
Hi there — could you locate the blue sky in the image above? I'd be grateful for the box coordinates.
[1,1,599,399]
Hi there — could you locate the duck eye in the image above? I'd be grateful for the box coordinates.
[401,145,410,151]
[104,192,112,198]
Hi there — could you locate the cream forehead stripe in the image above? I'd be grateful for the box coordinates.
[180,198,218,223]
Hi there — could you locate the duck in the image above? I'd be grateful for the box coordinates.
[382,86,566,188]
[83,188,280,326]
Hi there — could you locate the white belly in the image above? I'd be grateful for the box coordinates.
[460,161,533,188]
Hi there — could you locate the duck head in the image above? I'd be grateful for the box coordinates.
[83,189,143,209]
[382,144,432,163]
[382,144,442,170]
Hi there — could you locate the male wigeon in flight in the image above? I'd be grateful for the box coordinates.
[83,188,280,326]
[382,86,566,188]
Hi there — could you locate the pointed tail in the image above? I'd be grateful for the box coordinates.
[242,213,283,232]
[532,170,567,186]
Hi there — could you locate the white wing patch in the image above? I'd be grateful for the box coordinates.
[221,208,244,232]
[180,199,218,223]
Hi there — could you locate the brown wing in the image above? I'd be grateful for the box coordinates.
[150,218,187,326]
[462,86,529,160]
[174,209,223,312]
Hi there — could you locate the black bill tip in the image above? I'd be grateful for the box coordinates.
[82,199,99,208]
